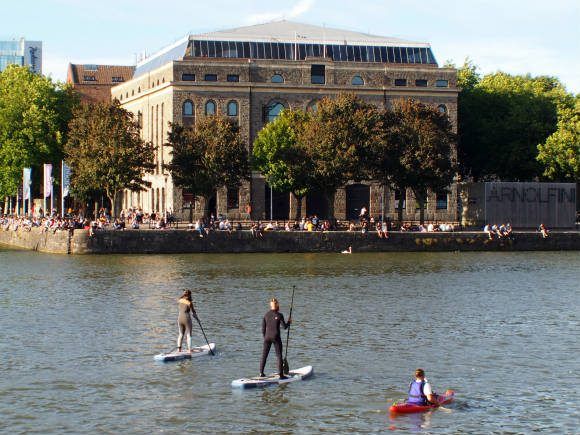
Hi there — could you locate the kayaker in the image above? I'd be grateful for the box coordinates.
[259,298,291,379]
[408,369,437,405]
[177,290,198,353]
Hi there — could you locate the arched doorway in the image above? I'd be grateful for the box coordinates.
[207,194,217,218]
[346,183,370,220]
[264,185,290,220]
[306,189,329,219]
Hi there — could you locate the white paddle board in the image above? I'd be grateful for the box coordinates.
[154,343,216,362]
[231,365,313,389]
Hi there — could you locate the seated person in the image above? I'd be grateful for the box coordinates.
[408,368,437,405]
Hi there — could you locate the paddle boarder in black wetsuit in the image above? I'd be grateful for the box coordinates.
[259,298,291,379]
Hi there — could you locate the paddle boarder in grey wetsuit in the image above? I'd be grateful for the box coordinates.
[259,298,291,378]
[177,290,198,352]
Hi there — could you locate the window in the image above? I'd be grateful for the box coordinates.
[131,90,134,96]
[183,100,194,127]
[227,100,238,117]
[84,64,98,71]
[311,64,325,84]
[205,100,216,115]
[415,79,428,87]
[125,92,128,98]
[157,79,160,85]
[204,74,217,81]
[394,190,406,210]
[394,78,407,86]
[182,73,195,81]
[351,75,364,85]
[271,74,284,83]
[436,79,449,87]
[436,192,448,210]
[137,111,143,129]
[437,104,447,115]
[83,75,96,81]
[227,187,239,209]
[112,76,124,83]
[138,86,141,93]
[265,102,285,123]
[227,74,239,82]
[182,100,194,116]
[306,100,318,112]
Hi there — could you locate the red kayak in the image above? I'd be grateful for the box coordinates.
[389,389,455,414]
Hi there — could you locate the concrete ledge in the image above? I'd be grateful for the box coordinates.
[2,227,579,254]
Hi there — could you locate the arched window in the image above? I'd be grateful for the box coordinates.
[271,74,284,83]
[183,100,194,116]
[131,90,134,96]
[437,104,447,114]
[266,102,285,122]
[227,100,238,117]
[306,100,318,112]
[138,86,141,93]
[351,75,364,85]
[205,100,216,115]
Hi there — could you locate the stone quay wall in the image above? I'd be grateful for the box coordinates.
[1,227,579,254]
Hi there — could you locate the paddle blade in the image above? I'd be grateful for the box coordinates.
[283,358,289,375]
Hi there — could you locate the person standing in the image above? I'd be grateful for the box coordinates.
[177,290,198,353]
[259,298,291,379]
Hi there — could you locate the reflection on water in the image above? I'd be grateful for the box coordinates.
[0,249,578,433]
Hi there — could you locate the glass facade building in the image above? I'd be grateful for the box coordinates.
[0,38,42,74]
[187,40,436,65]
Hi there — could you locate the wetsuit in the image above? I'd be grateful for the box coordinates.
[259,309,289,376]
[177,299,196,350]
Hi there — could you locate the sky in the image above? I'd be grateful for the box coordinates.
[2,0,579,93]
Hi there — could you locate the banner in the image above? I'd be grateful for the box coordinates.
[62,162,71,198]
[43,163,52,198]
[23,168,31,200]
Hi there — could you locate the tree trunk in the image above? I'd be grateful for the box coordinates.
[414,189,427,225]
[293,193,303,221]
[108,190,117,218]
[325,189,336,220]
[396,188,405,227]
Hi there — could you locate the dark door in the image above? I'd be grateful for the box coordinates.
[306,189,329,219]
[264,185,290,220]
[346,184,370,220]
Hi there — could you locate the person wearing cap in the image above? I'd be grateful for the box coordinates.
[407,369,437,405]
[259,298,291,379]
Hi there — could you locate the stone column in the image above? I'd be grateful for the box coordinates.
[251,174,265,220]
[216,186,227,217]
[289,193,306,221]
[334,188,346,220]
[369,182,383,219]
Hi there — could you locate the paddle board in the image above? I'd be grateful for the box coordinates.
[154,343,216,362]
[389,389,455,414]
[231,365,313,389]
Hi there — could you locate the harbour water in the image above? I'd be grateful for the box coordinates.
[0,249,578,433]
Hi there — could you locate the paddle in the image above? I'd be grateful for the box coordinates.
[282,285,295,375]
[193,311,215,356]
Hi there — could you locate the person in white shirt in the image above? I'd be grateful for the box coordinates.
[407,368,437,405]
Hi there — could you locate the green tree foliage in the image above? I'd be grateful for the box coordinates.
[381,99,456,224]
[253,109,313,220]
[65,101,155,216]
[457,61,573,181]
[537,97,580,181]
[166,116,250,217]
[301,94,381,218]
[0,65,77,198]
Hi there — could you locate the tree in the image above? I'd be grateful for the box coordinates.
[457,66,567,181]
[385,99,456,224]
[0,64,77,199]
[301,93,381,218]
[65,101,155,216]
[537,97,580,181]
[165,116,250,218]
[253,109,313,220]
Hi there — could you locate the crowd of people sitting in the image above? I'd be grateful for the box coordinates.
[483,223,514,240]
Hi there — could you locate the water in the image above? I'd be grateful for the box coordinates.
[0,249,578,434]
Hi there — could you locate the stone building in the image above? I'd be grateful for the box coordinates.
[112,20,458,223]
[67,64,135,103]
